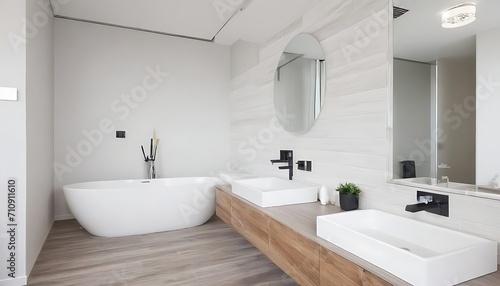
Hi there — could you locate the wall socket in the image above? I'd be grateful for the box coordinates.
[116,131,126,138]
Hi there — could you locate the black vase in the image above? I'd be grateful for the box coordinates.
[339,194,359,211]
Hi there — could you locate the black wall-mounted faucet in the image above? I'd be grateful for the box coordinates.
[271,150,293,180]
[405,191,449,217]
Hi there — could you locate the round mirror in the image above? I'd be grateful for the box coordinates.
[274,34,326,133]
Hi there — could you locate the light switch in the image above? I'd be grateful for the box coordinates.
[0,87,18,101]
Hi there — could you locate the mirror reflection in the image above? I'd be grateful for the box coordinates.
[274,34,326,133]
[392,0,500,195]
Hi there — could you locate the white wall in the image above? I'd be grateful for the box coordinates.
[476,27,500,185]
[229,0,500,262]
[230,39,260,79]
[437,56,476,184]
[0,0,27,284]
[393,59,432,178]
[54,19,230,219]
[25,0,54,275]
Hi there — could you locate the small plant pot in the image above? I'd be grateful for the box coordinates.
[339,193,359,211]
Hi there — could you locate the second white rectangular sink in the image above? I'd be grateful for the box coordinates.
[231,177,317,207]
[317,209,497,286]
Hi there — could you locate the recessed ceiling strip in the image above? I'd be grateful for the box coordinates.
[54,15,213,42]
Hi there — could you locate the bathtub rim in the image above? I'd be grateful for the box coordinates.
[63,176,222,191]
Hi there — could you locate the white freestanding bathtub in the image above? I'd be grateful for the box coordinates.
[63,177,218,237]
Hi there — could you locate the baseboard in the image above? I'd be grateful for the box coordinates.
[0,276,27,286]
[54,213,74,221]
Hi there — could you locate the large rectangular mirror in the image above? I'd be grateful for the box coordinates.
[391,0,500,199]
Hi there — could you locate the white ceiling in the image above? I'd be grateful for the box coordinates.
[394,0,500,62]
[49,0,322,45]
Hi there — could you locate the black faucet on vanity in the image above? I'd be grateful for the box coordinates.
[405,191,449,217]
[271,150,293,180]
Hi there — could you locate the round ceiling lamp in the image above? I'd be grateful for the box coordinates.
[441,3,476,28]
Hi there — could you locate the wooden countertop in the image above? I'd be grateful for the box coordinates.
[217,184,500,286]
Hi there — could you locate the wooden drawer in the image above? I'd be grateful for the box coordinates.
[231,197,270,254]
[215,188,232,226]
[269,219,320,286]
[320,246,391,286]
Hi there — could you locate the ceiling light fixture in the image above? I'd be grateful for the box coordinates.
[441,3,476,28]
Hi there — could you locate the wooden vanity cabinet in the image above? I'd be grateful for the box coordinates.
[230,196,270,255]
[215,188,391,286]
[269,219,320,286]
[215,188,232,226]
[320,246,391,286]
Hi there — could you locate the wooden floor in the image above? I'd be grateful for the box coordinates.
[28,217,297,286]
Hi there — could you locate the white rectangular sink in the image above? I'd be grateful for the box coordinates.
[317,210,497,286]
[231,177,317,207]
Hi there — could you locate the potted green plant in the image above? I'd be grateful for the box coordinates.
[336,182,361,211]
